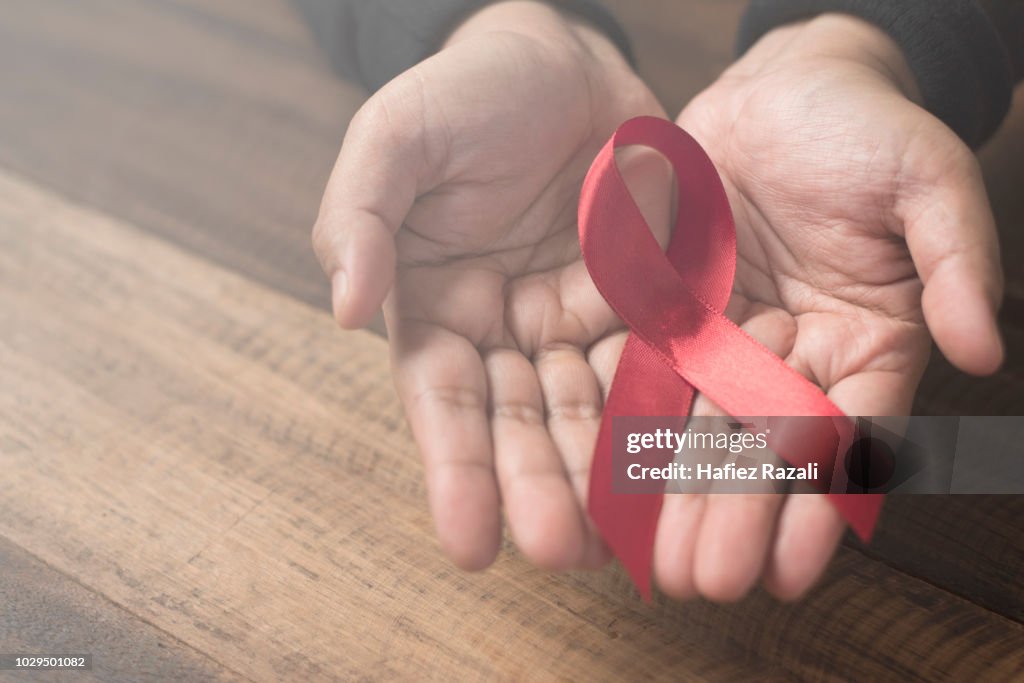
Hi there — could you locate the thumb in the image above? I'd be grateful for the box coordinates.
[312,81,433,329]
[899,138,1005,376]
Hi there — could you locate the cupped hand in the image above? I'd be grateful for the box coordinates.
[653,14,1005,602]
[313,1,671,572]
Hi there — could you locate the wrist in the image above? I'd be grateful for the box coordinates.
[737,13,922,104]
[445,1,627,69]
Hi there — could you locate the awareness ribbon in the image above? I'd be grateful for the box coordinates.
[579,117,882,600]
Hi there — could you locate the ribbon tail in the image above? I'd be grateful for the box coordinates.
[587,335,695,602]
[588,387,660,602]
[589,492,662,602]
[829,493,884,542]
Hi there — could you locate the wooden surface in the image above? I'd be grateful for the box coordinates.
[0,1,1022,681]
[3,167,1024,682]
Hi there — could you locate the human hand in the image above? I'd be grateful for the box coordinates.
[653,14,1005,602]
[313,1,671,572]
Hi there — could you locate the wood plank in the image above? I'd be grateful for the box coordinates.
[2,170,1023,680]
[865,496,1024,622]
[0,0,360,311]
[0,536,243,683]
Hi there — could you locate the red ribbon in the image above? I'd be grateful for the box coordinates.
[579,117,882,600]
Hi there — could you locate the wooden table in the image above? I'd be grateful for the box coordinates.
[1,2,1023,680]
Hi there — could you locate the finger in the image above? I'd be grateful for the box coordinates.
[485,348,588,571]
[391,321,500,570]
[899,139,1004,375]
[690,404,784,603]
[534,343,612,568]
[761,492,845,602]
[697,493,786,602]
[653,398,731,601]
[763,370,915,600]
[313,84,432,329]
[586,332,629,401]
[689,303,795,602]
[653,494,706,600]
[656,406,779,603]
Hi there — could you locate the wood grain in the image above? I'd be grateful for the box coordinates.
[3,169,1023,681]
[865,496,1024,622]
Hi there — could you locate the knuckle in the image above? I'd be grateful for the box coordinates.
[412,386,485,414]
[492,401,544,426]
[547,401,601,422]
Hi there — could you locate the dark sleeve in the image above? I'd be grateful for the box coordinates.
[328,0,632,93]
[736,0,1024,148]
